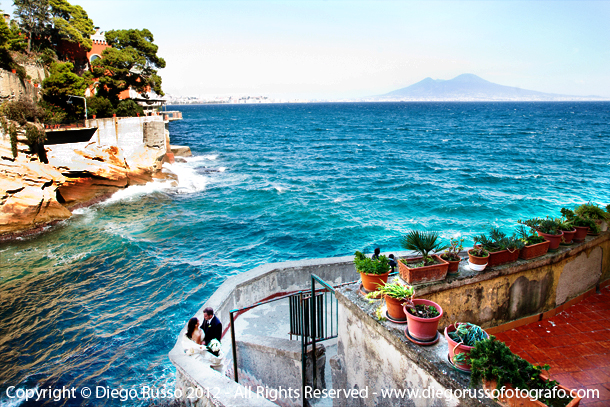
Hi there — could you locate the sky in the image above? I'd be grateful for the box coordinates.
[2,0,610,99]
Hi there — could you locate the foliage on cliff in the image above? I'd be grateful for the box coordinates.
[92,29,166,102]
[49,0,95,51]
[41,61,92,121]
[12,0,94,53]
[2,1,165,124]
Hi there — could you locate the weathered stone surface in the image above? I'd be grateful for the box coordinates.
[0,68,40,102]
[556,247,603,305]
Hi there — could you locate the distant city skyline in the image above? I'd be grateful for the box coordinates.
[3,0,610,99]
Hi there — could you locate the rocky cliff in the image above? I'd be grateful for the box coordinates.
[0,120,167,239]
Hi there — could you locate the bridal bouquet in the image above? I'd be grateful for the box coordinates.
[207,339,221,357]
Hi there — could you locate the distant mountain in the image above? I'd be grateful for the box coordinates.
[375,74,606,101]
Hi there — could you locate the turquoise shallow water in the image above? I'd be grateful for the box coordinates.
[0,102,609,406]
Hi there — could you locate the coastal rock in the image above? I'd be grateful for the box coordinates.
[0,120,170,237]
[170,145,192,157]
[0,140,71,235]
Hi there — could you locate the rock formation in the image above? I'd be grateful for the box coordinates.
[0,120,167,239]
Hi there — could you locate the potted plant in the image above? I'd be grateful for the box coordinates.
[474,228,523,267]
[440,237,463,275]
[561,208,598,242]
[367,282,414,321]
[519,218,563,250]
[354,250,390,292]
[469,336,581,407]
[575,202,609,233]
[398,230,449,284]
[517,225,550,260]
[467,245,489,271]
[444,322,488,372]
[557,218,577,244]
[402,295,443,343]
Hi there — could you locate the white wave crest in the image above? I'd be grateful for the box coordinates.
[103,179,177,204]
[0,385,38,407]
[186,154,218,162]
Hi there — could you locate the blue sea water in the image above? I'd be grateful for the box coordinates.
[0,102,609,406]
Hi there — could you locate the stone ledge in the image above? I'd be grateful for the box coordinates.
[410,233,609,297]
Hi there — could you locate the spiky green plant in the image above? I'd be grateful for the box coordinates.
[366,282,414,300]
[516,225,546,246]
[400,230,447,266]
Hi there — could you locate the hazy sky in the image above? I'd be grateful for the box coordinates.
[3,0,610,99]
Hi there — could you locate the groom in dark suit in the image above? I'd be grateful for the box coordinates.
[202,307,222,345]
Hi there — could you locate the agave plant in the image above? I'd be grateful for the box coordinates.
[400,230,447,266]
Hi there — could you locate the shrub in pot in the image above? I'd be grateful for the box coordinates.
[468,245,489,271]
[445,322,488,372]
[519,218,563,250]
[473,228,523,267]
[517,225,550,260]
[561,208,598,242]
[470,336,580,407]
[367,282,414,321]
[440,237,463,274]
[398,230,449,284]
[556,218,577,244]
[575,202,609,232]
[402,296,443,342]
[354,250,390,292]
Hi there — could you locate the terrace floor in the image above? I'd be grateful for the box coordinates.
[494,285,610,407]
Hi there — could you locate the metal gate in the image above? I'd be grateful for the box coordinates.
[228,274,339,406]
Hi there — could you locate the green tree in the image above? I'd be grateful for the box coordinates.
[92,28,166,102]
[115,99,143,117]
[49,0,95,51]
[42,61,89,102]
[0,10,10,48]
[0,11,26,68]
[41,61,91,121]
[86,96,114,118]
[13,0,51,52]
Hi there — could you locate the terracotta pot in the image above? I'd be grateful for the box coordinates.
[359,271,389,292]
[440,256,460,274]
[488,249,520,267]
[11,69,16,73]
[385,295,407,321]
[398,255,449,284]
[573,226,588,242]
[537,231,563,250]
[519,240,550,260]
[92,115,96,119]
[404,299,442,342]
[483,377,581,407]
[561,228,577,244]
[445,323,489,371]
[468,249,489,265]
